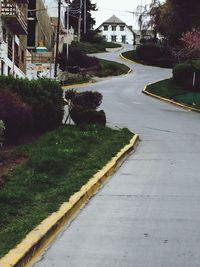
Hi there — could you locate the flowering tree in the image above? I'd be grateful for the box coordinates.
[174,29,200,61]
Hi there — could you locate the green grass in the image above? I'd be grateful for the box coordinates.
[96,59,130,77]
[0,125,133,257]
[146,78,200,109]
[71,41,122,54]
[122,50,140,63]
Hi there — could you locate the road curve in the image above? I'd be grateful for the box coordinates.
[34,45,200,267]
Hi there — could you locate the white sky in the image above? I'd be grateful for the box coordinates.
[45,0,159,30]
[92,0,154,29]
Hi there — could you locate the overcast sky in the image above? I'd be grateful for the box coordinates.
[92,0,154,29]
[45,0,159,30]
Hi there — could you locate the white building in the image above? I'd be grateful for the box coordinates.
[97,15,136,44]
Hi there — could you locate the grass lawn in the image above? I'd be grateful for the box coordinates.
[0,125,133,257]
[72,41,122,54]
[146,78,200,109]
[95,59,130,77]
[122,50,138,62]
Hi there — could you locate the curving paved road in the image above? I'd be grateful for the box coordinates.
[34,45,200,267]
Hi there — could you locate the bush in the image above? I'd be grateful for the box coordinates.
[173,60,200,90]
[136,43,161,61]
[70,108,106,126]
[65,90,106,126]
[154,58,174,68]
[0,90,33,142]
[0,76,64,132]
[59,46,100,71]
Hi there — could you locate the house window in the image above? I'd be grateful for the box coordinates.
[102,35,107,41]
[112,25,116,31]
[111,35,117,42]
[120,26,125,31]
[122,35,126,43]
[104,25,108,31]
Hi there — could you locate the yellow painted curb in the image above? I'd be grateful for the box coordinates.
[120,52,138,64]
[62,81,94,89]
[0,134,139,267]
[143,82,200,113]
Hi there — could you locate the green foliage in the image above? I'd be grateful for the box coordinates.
[65,90,106,125]
[98,59,129,77]
[0,125,133,257]
[0,90,33,142]
[147,78,200,109]
[58,72,89,86]
[0,76,64,132]
[173,60,200,90]
[123,47,173,68]
[58,46,100,71]
[71,41,121,54]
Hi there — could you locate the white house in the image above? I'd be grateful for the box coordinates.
[97,15,136,44]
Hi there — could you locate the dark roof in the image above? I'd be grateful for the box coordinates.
[104,15,125,24]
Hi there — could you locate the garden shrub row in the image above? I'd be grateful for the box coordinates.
[173,60,200,90]
[136,43,174,68]
[0,76,64,142]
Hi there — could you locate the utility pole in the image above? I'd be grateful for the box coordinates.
[66,0,69,61]
[0,0,3,74]
[77,0,82,42]
[54,0,61,78]
[84,0,86,35]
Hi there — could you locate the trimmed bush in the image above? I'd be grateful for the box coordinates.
[65,90,106,126]
[59,46,100,71]
[173,60,200,90]
[136,43,161,62]
[70,108,106,126]
[0,90,33,142]
[0,76,64,132]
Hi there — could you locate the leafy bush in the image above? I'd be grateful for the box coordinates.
[0,76,64,132]
[58,72,89,86]
[58,46,100,71]
[136,43,173,67]
[70,108,106,126]
[65,90,106,126]
[173,60,200,90]
[136,43,161,61]
[0,90,33,142]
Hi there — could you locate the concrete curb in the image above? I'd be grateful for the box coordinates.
[119,52,138,64]
[0,134,139,267]
[143,82,200,113]
[62,82,93,89]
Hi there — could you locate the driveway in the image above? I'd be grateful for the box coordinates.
[34,45,200,267]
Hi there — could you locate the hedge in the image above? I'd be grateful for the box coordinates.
[0,76,64,132]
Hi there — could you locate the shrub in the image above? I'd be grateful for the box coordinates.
[136,43,161,61]
[73,91,102,109]
[70,108,106,126]
[65,90,106,126]
[0,90,33,142]
[173,60,200,90]
[154,58,174,68]
[59,46,100,71]
[0,76,64,132]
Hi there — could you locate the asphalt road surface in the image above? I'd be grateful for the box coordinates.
[34,45,200,267]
